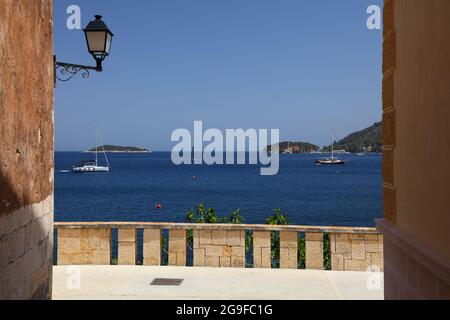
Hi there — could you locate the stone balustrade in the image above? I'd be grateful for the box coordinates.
[55,222,383,272]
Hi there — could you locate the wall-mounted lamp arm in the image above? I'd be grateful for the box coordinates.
[54,56,103,85]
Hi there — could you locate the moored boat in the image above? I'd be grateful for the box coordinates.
[315,157,345,165]
[315,130,346,166]
[73,160,110,172]
[73,124,110,173]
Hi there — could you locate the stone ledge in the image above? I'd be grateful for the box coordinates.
[54,222,378,234]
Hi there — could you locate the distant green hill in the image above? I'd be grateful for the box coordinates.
[267,141,320,153]
[89,145,150,153]
[325,122,382,153]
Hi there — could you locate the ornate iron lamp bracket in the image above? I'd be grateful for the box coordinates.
[54,56,103,85]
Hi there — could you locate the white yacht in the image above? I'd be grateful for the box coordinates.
[73,160,110,173]
[73,125,110,173]
[315,130,345,166]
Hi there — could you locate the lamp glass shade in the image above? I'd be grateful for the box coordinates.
[83,15,114,61]
[105,32,113,54]
[86,31,107,56]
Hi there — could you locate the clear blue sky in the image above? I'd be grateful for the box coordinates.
[54,0,383,151]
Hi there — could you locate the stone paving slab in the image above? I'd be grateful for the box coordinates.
[53,266,384,300]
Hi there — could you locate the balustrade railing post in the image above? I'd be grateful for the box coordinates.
[305,233,324,270]
[118,229,138,265]
[143,229,162,266]
[280,231,298,269]
[169,229,186,266]
[253,231,271,268]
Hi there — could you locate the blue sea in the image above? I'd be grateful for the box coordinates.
[55,152,382,227]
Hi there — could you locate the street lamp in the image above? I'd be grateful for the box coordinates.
[55,15,114,84]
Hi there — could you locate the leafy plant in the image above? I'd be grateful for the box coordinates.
[265,209,289,268]
[185,204,245,255]
[265,209,290,226]
[323,233,331,270]
[298,237,306,269]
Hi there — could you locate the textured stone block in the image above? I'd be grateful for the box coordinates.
[253,231,271,248]
[222,245,232,257]
[205,256,220,267]
[211,230,227,245]
[0,227,25,269]
[364,234,380,241]
[169,229,186,266]
[330,232,383,272]
[206,245,223,257]
[305,233,323,270]
[335,235,351,255]
[331,254,344,271]
[18,205,34,229]
[220,256,231,268]
[371,253,384,271]
[305,233,323,241]
[143,229,162,266]
[194,248,205,267]
[351,241,366,260]
[118,229,137,242]
[280,231,297,248]
[366,241,381,253]
[227,231,244,246]
[349,234,365,241]
[58,228,111,265]
[199,230,212,245]
[345,259,372,272]
[261,248,272,268]
[118,229,137,265]
[231,256,245,268]
[280,232,298,269]
[193,230,245,268]
[253,231,271,268]
[231,245,245,257]
[280,247,297,269]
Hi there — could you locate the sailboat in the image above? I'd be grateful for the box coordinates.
[315,130,345,165]
[73,125,110,173]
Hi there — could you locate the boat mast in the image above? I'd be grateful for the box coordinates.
[97,129,110,168]
[331,129,334,159]
[94,122,98,166]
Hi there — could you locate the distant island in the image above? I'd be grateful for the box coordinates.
[87,145,151,153]
[266,122,382,154]
[324,122,382,153]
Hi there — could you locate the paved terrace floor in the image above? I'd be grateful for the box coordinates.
[53,266,384,300]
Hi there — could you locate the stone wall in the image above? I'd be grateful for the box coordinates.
[0,0,54,300]
[0,196,53,299]
[55,223,383,273]
[58,228,112,265]
[193,230,245,268]
[330,233,384,272]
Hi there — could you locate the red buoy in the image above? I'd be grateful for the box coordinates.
[156,203,162,209]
